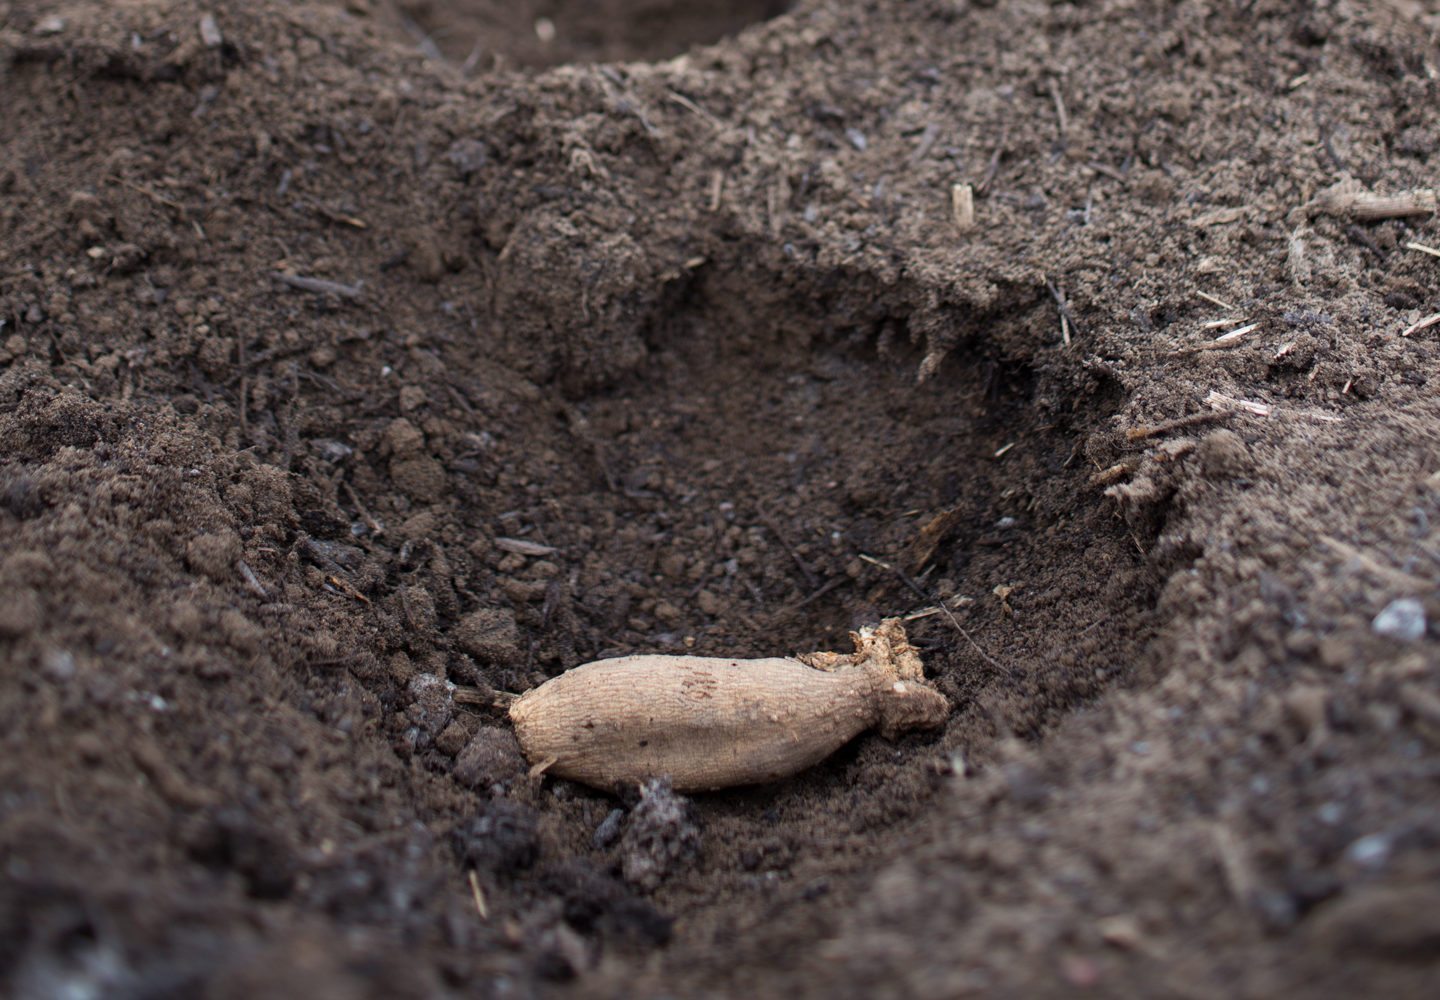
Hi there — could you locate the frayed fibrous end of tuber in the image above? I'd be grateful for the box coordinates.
[508,618,950,793]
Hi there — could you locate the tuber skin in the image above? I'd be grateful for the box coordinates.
[507,619,950,793]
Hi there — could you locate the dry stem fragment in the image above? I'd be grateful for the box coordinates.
[508,619,950,793]
[494,536,559,557]
[1124,410,1229,441]
[1307,179,1438,221]
[951,182,975,233]
[1195,291,1235,311]
[1205,390,1342,424]
[1402,313,1440,338]
[1174,322,1259,355]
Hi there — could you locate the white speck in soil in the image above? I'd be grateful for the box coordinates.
[1345,832,1392,869]
[1372,598,1427,642]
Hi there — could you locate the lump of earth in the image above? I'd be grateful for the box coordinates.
[453,727,527,789]
[382,417,447,502]
[454,608,522,665]
[1197,428,1253,480]
[185,529,241,583]
[452,799,540,875]
[405,673,455,738]
[620,778,701,892]
[543,860,673,948]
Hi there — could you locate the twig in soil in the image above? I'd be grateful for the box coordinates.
[495,537,560,557]
[666,90,721,131]
[1204,392,1272,417]
[454,686,487,707]
[1211,824,1259,906]
[909,122,940,164]
[1090,462,1135,486]
[976,126,1010,195]
[308,202,368,230]
[757,507,819,589]
[1048,78,1069,143]
[324,573,371,604]
[951,182,975,233]
[398,13,444,61]
[236,332,249,443]
[1195,290,1235,311]
[1318,123,1348,175]
[1402,313,1440,338]
[1205,390,1342,423]
[467,870,489,920]
[709,170,725,212]
[454,686,515,711]
[740,574,766,607]
[237,560,270,599]
[120,179,187,214]
[1087,160,1127,182]
[1307,179,1438,221]
[1211,322,1258,345]
[270,272,364,300]
[1124,409,1231,441]
[1171,322,1259,355]
[767,173,787,237]
[858,553,1012,679]
[341,481,384,537]
[904,506,965,574]
[1045,279,1077,347]
[597,67,660,137]
[460,44,485,75]
[1407,241,1440,259]
[559,401,618,492]
[785,576,850,613]
[279,363,300,471]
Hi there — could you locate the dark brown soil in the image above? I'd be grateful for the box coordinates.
[2,0,1439,996]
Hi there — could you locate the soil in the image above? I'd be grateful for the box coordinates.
[2,0,1439,996]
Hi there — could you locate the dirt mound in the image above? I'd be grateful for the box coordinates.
[2,0,1439,995]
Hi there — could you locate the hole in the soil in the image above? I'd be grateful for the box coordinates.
[391,0,793,68]
[551,288,1061,667]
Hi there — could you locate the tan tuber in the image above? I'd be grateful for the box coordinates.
[507,619,950,793]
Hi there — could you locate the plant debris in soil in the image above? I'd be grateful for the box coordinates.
[2,0,1439,996]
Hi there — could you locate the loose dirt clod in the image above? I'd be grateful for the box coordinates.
[620,779,701,891]
[452,799,541,876]
[508,619,950,792]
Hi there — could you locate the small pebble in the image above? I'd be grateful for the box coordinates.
[1344,832,1392,868]
[40,649,77,682]
[1372,598,1426,641]
[592,808,625,850]
[446,138,489,178]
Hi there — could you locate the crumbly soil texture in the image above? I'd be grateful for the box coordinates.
[3,0,1439,996]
